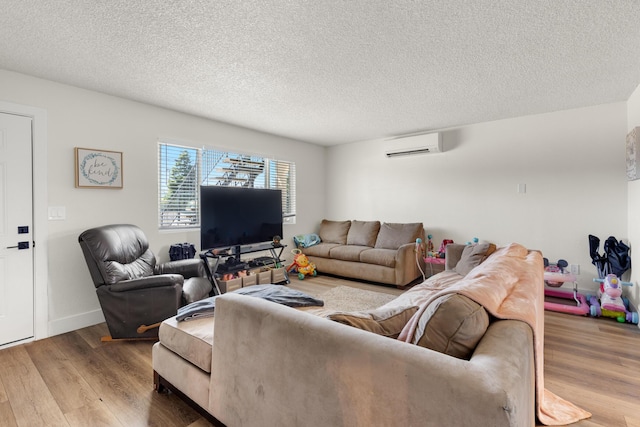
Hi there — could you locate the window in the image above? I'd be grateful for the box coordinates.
[158,142,296,229]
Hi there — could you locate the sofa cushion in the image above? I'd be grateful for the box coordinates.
[359,248,397,268]
[329,245,371,262]
[319,220,352,244]
[327,305,419,338]
[301,242,341,258]
[346,220,381,247]
[454,243,497,276]
[374,222,423,250]
[159,315,214,373]
[410,293,489,360]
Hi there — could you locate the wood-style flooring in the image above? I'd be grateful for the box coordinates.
[0,275,639,426]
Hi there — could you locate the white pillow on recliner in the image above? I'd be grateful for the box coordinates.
[183,278,213,304]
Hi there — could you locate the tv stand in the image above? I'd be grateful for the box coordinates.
[200,243,287,295]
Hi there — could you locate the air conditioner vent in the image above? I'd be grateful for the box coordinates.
[383,132,442,157]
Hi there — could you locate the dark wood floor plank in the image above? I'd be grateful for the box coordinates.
[542,311,640,427]
[63,399,124,427]
[24,337,98,414]
[52,331,200,427]
[0,375,7,402]
[75,322,110,349]
[187,419,216,427]
[626,414,640,427]
[0,345,69,426]
[50,331,153,426]
[0,400,18,427]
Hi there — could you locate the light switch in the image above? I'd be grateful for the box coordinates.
[48,206,66,220]
[517,183,526,194]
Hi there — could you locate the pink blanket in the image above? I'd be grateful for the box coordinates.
[398,243,591,425]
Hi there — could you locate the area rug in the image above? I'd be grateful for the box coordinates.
[319,286,396,312]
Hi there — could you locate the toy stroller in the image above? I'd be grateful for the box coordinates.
[587,235,637,323]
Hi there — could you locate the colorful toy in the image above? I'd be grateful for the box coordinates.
[286,249,317,280]
[426,235,435,255]
[587,274,638,324]
[435,239,453,258]
[543,258,589,316]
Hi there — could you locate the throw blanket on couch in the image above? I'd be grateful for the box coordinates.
[177,285,324,321]
[398,243,591,426]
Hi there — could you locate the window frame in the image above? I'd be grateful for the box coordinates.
[158,141,296,230]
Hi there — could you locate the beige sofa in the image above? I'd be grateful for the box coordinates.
[301,220,426,287]
[152,243,537,427]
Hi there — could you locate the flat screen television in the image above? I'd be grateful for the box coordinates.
[200,186,283,252]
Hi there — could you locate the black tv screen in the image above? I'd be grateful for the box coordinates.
[200,186,283,251]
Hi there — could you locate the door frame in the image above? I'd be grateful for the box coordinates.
[0,100,48,344]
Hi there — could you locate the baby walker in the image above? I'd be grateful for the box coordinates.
[543,258,589,316]
[587,274,638,324]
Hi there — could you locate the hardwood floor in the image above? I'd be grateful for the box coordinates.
[0,275,639,426]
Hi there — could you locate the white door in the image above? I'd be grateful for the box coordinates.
[0,112,34,346]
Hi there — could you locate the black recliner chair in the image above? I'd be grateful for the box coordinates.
[79,224,212,341]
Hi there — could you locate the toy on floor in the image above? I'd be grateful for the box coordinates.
[286,249,317,280]
[543,258,589,316]
[587,274,638,324]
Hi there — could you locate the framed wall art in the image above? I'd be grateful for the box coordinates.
[75,147,123,188]
[627,128,640,181]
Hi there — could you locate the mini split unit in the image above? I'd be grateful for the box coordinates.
[383,132,443,157]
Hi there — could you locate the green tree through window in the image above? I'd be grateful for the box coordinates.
[165,150,197,211]
[159,146,199,227]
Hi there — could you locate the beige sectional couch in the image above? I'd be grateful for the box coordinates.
[152,243,539,427]
[301,219,426,287]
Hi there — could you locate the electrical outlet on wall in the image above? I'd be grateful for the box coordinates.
[570,264,580,275]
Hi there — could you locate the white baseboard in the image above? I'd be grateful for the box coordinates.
[48,309,105,337]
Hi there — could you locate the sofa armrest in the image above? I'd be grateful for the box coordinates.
[209,294,534,427]
[395,242,423,284]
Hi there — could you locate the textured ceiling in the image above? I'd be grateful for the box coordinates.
[1,1,640,145]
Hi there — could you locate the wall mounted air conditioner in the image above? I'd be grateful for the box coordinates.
[383,132,443,157]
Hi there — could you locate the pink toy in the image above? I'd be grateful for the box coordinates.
[543,258,589,315]
[587,274,638,324]
[543,271,589,316]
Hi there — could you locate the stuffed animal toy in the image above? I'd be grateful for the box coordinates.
[287,249,317,280]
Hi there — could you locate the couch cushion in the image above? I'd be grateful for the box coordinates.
[159,315,214,373]
[327,305,419,338]
[346,220,381,247]
[454,243,497,276]
[301,242,341,258]
[359,248,397,268]
[319,220,352,244]
[374,222,423,250]
[410,293,489,360]
[329,245,371,262]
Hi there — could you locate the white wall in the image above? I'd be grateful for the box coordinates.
[326,103,628,293]
[0,70,326,336]
[626,84,640,310]
[2,66,634,337]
